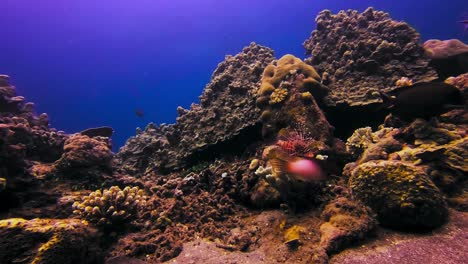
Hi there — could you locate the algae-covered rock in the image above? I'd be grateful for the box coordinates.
[319,197,376,254]
[284,225,307,247]
[349,160,448,229]
[0,218,101,264]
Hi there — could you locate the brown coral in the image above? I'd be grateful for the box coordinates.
[115,43,275,176]
[304,8,437,107]
[319,197,376,254]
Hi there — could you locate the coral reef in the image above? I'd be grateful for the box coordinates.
[303,8,437,107]
[115,43,275,175]
[0,218,101,264]
[254,55,336,203]
[423,39,468,78]
[347,104,467,212]
[0,7,467,264]
[256,54,331,139]
[0,76,68,216]
[349,160,448,229]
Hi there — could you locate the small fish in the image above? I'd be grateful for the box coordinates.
[79,126,114,138]
[459,20,468,31]
[135,109,144,118]
[380,82,464,120]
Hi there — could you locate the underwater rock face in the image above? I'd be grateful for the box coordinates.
[303,7,437,108]
[256,54,333,141]
[0,76,68,214]
[423,39,468,78]
[0,76,66,164]
[319,197,376,255]
[349,160,448,229]
[56,134,113,170]
[0,218,101,264]
[115,42,275,175]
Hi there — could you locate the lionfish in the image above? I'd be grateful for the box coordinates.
[268,121,325,181]
[276,121,315,158]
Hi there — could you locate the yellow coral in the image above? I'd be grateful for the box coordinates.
[0,218,97,264]
[284,225,306,246]
[72,186,148,227]
[301,92,313,101]
[259,54,321,98]
[395,77,413,87]
[269,88,288,104]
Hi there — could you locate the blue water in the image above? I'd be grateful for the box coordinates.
[1,0,466,150]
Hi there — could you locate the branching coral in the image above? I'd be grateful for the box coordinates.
[72,186,149,228]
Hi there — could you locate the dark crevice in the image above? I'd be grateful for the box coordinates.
[323,103,389,140]
[182,122,263,168]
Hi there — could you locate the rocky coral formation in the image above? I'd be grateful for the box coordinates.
[106,160,247,262]
[346,103,467,211]
[423,39,468,78]
[0,7,467,264]
[0,218,101,264]
[303,8,437,107]
[256,54,332,140]
[345,127,374,158]
[319,197,376,254]
[349,160,448,229]
[0,75,68,215]
[53,134,113,182]
[115,43,275,176]
[252,54,345,211]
